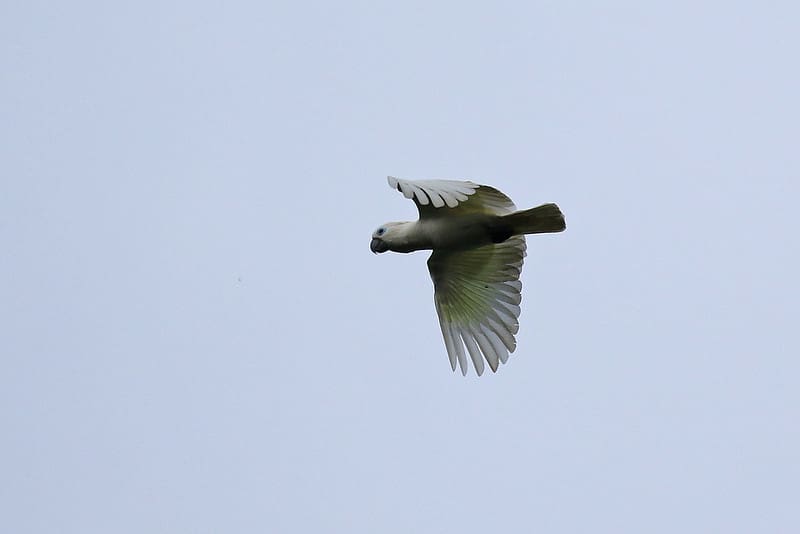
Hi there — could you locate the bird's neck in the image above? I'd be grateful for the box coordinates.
[390,221,433,253]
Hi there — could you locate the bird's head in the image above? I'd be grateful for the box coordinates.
[370,221,409,253]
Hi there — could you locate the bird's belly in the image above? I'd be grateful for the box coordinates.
[426,217,494,251]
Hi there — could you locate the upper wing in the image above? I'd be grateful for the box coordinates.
[427,235,527,376]
[388,176,517,218]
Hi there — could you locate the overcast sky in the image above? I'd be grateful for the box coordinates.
[2,1,799,533]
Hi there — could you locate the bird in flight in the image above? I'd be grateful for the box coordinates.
[371,176,566,376]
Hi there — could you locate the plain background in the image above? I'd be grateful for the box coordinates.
[2,1,798,532]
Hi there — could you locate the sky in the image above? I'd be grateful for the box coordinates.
[2,1,799,532]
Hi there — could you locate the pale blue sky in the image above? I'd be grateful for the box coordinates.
[2,1,799,532]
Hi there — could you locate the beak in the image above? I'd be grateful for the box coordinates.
[370,237,389,254]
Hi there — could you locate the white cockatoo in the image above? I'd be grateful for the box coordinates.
[371,176,565,376]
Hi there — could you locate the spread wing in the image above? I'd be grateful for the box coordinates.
[427,235,527,376]
[388,176,517,217]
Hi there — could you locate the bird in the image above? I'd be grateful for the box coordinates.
[371,176,565,376]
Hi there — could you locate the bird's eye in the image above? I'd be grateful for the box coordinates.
[377,227,385,236]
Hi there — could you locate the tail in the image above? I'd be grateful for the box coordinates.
[503,203,566,235]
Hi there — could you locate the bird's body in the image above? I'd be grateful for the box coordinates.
[371,176,565,376]
[374,215,502,252]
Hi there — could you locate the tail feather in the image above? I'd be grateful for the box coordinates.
[503,203,566,235]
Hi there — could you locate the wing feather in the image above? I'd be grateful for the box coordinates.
[388,176,516,218]
[461,330,484,376]
[448,323,467,373]
[473,326,499,373]
[438,310,459,371]
[428,235,527,375]
[482,325,510,364]
[410,184,429,204]
[486,315,516,353]
[427,190,445,208]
